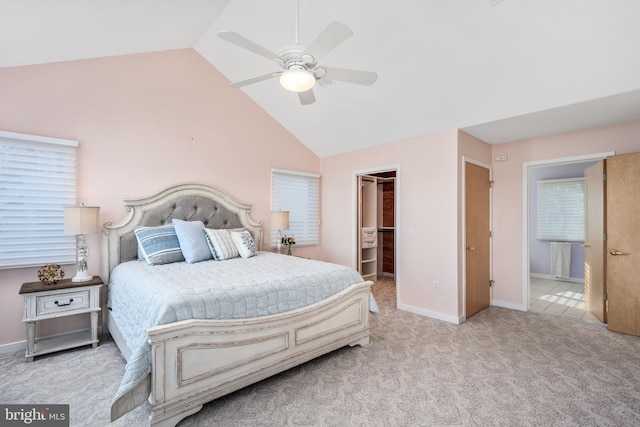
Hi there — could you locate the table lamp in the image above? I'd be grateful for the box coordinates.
[64,205,100,282]
[271,211,290,254]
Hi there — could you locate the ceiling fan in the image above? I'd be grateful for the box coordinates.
[217,1,377,105]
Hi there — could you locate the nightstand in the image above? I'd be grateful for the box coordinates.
[19,276,103,362]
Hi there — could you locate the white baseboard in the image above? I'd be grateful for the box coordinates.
[397,302,463,324]
[0,340,26,355]
[530,273,584,283]
[493,299,527,312]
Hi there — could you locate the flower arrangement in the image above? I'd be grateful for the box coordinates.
[281,235,295,255]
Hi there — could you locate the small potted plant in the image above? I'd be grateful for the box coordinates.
[281,235,296,255]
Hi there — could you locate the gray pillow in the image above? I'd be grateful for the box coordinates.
[172,219,213,264]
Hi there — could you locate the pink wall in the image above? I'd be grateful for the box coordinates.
[491,119,640,309]
[2,47,639,350]
[0,49,320,348]
[321,130,463,322]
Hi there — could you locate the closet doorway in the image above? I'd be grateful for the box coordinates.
[356,170,397,284]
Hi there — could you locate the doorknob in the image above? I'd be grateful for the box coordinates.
[466,246,475,251]
[609,249,630,256]
[582,243,590,248]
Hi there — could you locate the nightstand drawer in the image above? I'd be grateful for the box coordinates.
[36,290,90,316]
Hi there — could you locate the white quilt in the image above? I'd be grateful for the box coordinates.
[108,252,376,419]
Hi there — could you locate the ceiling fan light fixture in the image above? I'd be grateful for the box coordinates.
[280,66,315,92]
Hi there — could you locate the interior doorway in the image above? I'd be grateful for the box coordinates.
[355,169,397,285]
[523,152,613,321]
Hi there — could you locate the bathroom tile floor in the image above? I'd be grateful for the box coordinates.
[529,277,603,325]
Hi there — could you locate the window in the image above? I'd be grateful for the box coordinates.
[536,177,585,242]
[271,169,320,246]
[0,131,78,269]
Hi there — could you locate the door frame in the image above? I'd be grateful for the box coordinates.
[353,165,400,303]
[521,151,614,311]
[462,157,493,319]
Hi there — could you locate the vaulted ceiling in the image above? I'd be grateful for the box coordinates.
[3,0,640,157]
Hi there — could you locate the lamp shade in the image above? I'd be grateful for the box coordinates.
[279,66,315,92]
[271,211,290,230]
[64,206,100,235]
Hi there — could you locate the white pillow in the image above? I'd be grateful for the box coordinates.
[203,228,239,260]
[231,230,258,258]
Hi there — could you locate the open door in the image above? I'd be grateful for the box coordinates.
[465,162,491,318]
[584,160,606,322]
[606,152,640,336]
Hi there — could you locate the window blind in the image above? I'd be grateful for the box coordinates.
[0,131,78,269]
[536,177,585,242]
[271,169,320,246]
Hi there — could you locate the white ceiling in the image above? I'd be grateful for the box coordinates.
[3,0,640,157]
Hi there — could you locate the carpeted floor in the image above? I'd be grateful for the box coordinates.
[2,278,640,426]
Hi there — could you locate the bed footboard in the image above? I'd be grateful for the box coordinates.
[146,281,372,427]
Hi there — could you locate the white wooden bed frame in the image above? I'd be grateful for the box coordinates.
[101,183,372,427]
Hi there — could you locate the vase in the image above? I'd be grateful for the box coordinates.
[287,246,292,255]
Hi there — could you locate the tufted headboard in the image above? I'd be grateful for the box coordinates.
[101,183,262,283]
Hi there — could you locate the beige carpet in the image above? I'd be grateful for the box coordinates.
[2,278,640,426]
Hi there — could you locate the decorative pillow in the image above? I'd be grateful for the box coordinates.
[203,228,239,260]
[134,225,185,265]
[172,219,213,264]
[231,230,258,258]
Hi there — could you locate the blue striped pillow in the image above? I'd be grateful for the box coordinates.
[134,225,185,265]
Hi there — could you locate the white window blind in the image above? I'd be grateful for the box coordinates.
[0,131,78,269]
[271,169,320,246]
[536,177,585,242]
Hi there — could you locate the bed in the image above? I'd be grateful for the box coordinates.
[101,183,374,427]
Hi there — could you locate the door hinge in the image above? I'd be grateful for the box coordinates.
[489,230,492,238]
[603,232,607,241]
[490,280,495,288]
[489,180,494,188]
[603,292,608,301]
[603,173,607,181]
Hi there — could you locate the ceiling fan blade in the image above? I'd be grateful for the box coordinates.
[321,66,378,85]
[298,89,316,106]
[303,21,353,64]
[228,72,281,88]
[218,30,280,61]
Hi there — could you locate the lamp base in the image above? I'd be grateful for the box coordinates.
[72,271,93,282]
[276,229,282,254]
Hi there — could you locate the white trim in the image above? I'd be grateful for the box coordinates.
[270,168,320,178]
[352,165,400,301]
[397,302,463,324]
[0,130,78,147]
[521,151,614,311]
[492,299,527,312]
[461,156,493,318]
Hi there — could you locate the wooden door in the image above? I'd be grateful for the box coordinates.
[606,152,640,336]
[465,162,491,318]
[584,160,606,322]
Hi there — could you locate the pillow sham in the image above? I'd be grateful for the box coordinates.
[203,228,239,260]
[172,219,213,264]
[231,229,258,258]
[134,224,185,265]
